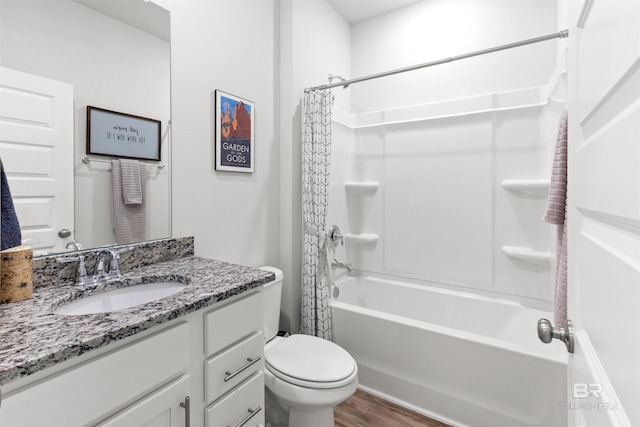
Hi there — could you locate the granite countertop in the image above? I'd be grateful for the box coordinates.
[0,256,274,386]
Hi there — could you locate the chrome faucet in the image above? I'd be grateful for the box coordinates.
[107,246,134,278]
[57,255,89,286]
[331,258,353,274]
[93,249,111,281]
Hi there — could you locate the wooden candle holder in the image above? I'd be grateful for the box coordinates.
[1,245,33,303]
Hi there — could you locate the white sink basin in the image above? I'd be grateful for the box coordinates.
[54,282,188,315]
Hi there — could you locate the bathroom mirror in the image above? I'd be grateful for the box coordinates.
[0,0,171,254]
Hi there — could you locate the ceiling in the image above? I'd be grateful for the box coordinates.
[72,0,422,41]
[326,0,423,24]
[74,0,420,37]
[73,0,170,41]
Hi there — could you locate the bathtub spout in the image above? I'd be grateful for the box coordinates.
[331,259,353,274]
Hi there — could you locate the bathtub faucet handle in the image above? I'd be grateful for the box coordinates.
[327,224,344,247]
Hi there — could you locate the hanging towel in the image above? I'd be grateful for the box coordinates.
[543,111,568,326]
[1,159,22,251]
[112,159,146,244]
[120,159,143,205]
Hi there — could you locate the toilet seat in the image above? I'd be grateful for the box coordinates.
[265,334,357,389]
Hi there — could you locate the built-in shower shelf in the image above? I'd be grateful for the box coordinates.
[501,180,550,196]
[345,181,380,194]
[501,246,552,264]
[344,233,379,245]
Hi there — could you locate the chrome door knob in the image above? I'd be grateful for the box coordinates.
[537,318,555,343]
[58,228,72,238]
[537,318,574,353]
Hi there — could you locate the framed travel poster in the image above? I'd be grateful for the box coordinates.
[215,90,255,172]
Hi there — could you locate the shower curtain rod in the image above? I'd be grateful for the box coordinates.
[304,29,569,93]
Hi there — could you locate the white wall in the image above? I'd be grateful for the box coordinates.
[350,0,559,112]
[279,0,350,332]
[162,0,349,333]
[158,0,281,270]
[144,0,350,334]
[327,0,565,307]
[0,0,171,249]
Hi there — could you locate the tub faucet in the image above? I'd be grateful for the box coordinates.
[331,259,353,274]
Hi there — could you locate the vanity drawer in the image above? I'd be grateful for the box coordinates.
[206,371,264,427]
[204,290,263,356]
[205,331,263,403]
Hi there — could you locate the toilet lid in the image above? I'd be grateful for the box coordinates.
[265,334,357,386]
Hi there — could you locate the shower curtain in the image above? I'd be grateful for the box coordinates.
[300,89,334,340]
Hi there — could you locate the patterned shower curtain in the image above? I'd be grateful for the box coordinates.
[300,89,334,340]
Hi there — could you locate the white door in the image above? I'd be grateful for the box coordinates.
[0,67,74,254]
[566,0,640,426]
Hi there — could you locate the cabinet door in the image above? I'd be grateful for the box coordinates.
[98,376,190,427]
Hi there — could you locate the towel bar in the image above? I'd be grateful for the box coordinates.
[82,156,165,169]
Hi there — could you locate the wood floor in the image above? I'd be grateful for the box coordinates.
[335,389,452,427]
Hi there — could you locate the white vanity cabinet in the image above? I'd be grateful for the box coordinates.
[203,291,265,427]
[0,322,190,427]
[0,288,265,427]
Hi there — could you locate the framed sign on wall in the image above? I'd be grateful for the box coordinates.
[86,106,161,161]
[214,90,254,173]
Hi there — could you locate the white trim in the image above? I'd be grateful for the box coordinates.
[573,330,632,426]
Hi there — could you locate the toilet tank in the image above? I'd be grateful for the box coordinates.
[258,266,283,342]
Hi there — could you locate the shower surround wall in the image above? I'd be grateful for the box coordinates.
[327,0,565,309]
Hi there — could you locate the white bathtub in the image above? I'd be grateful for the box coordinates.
[331,274,567,427]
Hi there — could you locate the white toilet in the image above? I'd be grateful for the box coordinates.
[259,266,358,427]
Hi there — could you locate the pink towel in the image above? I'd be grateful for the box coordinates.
[543,111,568,326]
